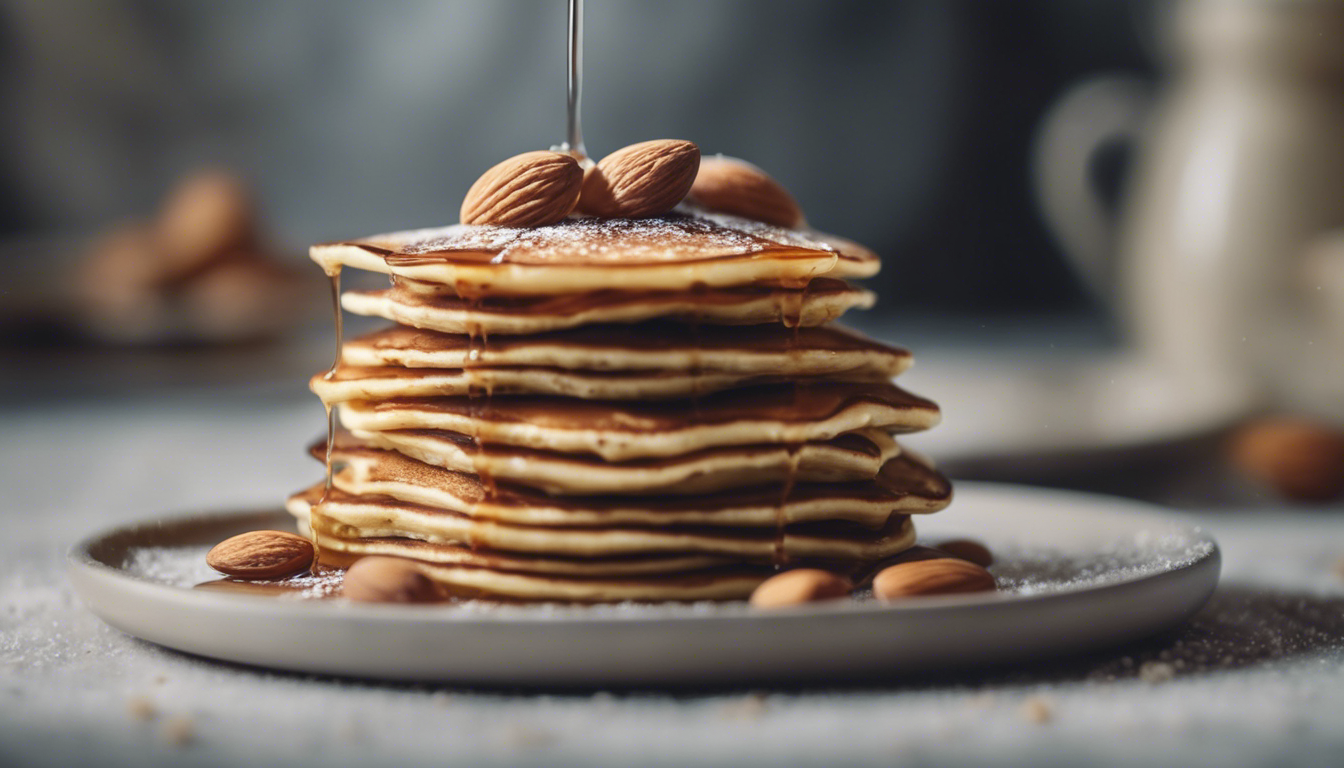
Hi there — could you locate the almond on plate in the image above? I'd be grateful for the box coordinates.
[343,556,440,603]
[871,558,995,601]
[748,568,853,608]
[206,530,314,579]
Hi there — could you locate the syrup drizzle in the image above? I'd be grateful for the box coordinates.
[773,276,811,567]
[686,282,706,419]
[313,266,344,570]
[322,268,343,491]
[458,279,494,552]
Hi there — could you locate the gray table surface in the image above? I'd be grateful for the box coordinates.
[3,374,1344,768]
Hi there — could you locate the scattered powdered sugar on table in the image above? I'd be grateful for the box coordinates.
[15,507,1344,766]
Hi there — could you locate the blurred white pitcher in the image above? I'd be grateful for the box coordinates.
[1034,0,1344,419]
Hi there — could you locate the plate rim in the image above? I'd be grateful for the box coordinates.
[67,481,1221,626]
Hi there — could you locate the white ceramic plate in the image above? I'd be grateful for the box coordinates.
[68,482,1219,686]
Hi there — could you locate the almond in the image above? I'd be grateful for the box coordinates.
[155,169,256,281]
[687,155,804,228]
[933,538,994,568]
[1227,417,1344,502]
[871,558,995,601]
[460,150,583,227]
[343,556,439,603]
[577,139,700,218]
[748,568,852,608]
[206,530,314,579]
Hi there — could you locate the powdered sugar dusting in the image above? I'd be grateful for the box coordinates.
[273,570,345,599]
[125,546,343,600]
[988,531,1216,597]
[126,546,218,586]
[358,209,851,267]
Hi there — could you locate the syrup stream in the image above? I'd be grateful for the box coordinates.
[563,0,585,158]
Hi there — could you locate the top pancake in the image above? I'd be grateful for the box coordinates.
[309,209,879,294]
[340,277,874,334]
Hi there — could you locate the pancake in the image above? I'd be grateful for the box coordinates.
[353,427,900,495]
[315,542,779,602]
[335,381,940,461]
[340,322,910,377]
[317,440,950,528]
[288,494,731,575]
[312,362,877,403]
[309,209,880,295]
[340,277,874,334]
[290,485,916,562]
[293,504,917,602]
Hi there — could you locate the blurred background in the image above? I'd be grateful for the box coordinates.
[1,0,1342,507]
[0,0,1145,311]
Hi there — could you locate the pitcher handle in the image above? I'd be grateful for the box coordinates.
[1031,75,1149,300]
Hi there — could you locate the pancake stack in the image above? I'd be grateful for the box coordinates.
[287,208,951,602]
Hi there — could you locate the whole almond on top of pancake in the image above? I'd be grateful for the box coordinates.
[577,139,700,218]
[688,155,804,228]
[460,151,583,227]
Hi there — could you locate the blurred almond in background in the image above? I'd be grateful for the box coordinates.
[72,168,310,345]
[1227,418,1344,503]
